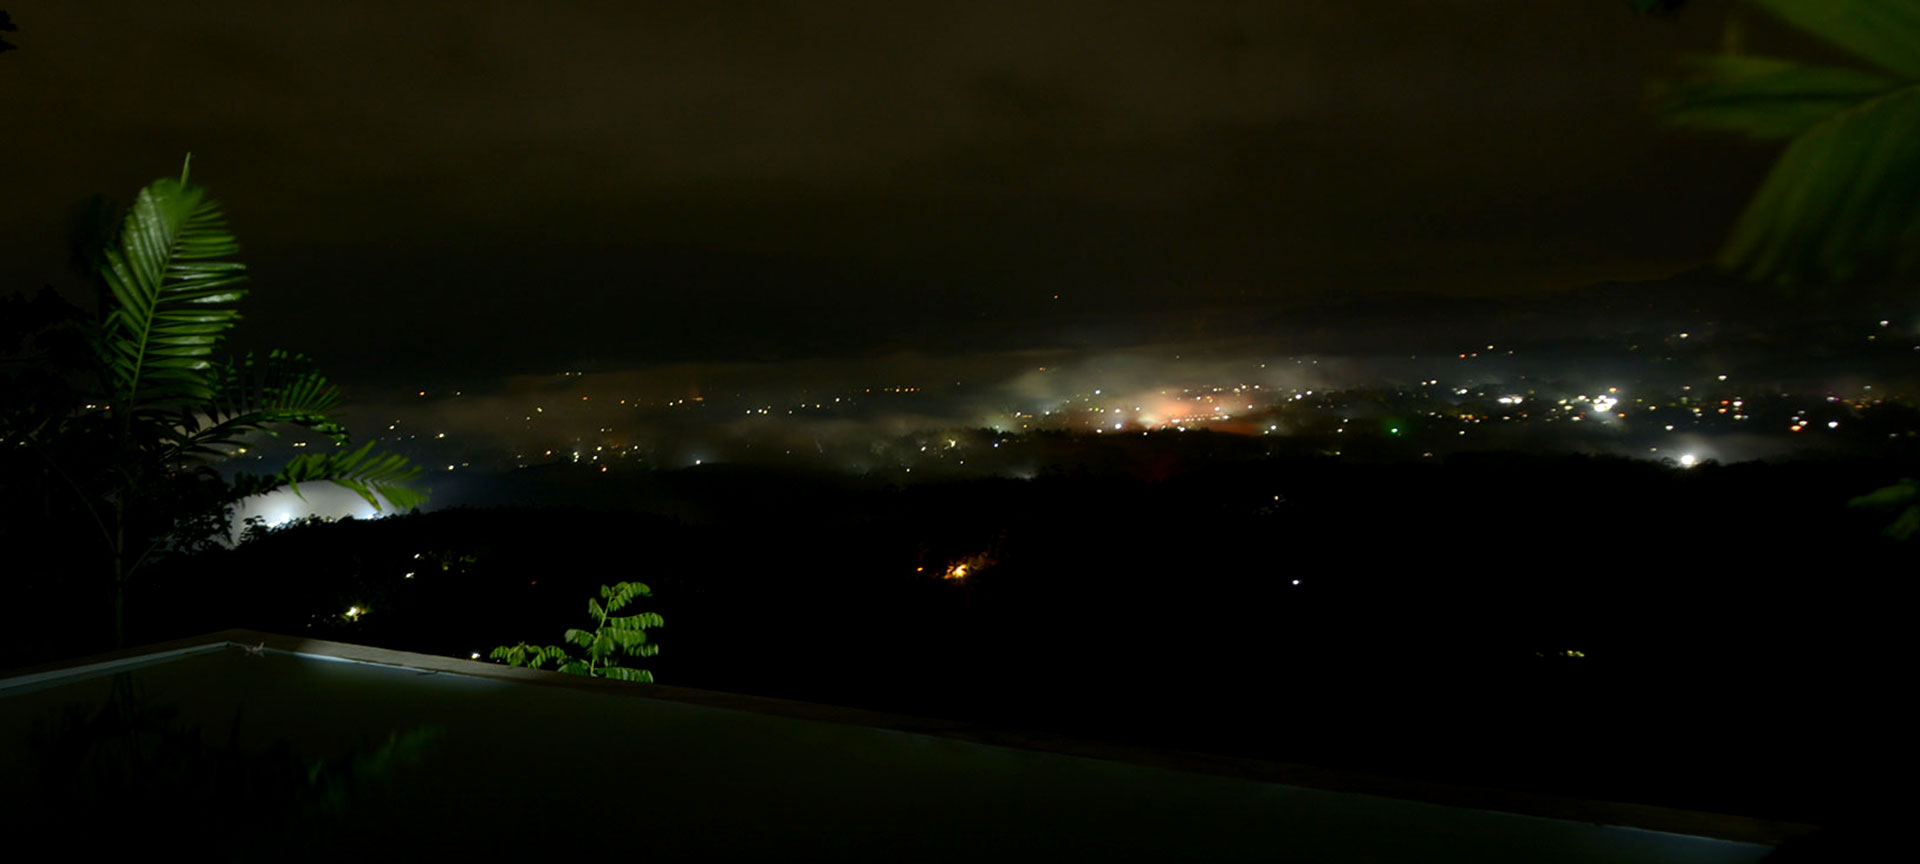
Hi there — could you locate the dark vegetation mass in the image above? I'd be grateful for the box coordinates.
[124,448,1911,825]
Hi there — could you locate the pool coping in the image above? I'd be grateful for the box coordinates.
[2,628,1818,847]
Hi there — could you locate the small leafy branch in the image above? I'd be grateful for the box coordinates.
[490,582,661,682]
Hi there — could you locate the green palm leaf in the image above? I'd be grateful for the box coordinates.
[1660,55,1898,140]
[1719,84,1920,284]
[1656,0,1920,285]
[98,160,249,415]
[170,349,350,458]
[232,439,427,511]
[1749,0,1920,80]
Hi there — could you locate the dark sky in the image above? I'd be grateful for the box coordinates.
[1,1,1794,387]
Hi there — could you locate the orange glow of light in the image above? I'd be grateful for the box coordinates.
[941,551,995,580]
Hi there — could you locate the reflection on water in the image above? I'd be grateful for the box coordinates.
[21,664,440,858]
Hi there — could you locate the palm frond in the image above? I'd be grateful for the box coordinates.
[1651,1,1920,285]
[1750,0,1920,80]
[232,439,427,511]
[1719,83,1920,284]
[97,169,249,415]
[171,349,349,459]
[1660,54,1899,140]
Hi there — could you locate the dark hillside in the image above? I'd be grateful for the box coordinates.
[120,452,1913,824]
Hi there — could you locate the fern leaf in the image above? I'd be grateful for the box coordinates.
[606,612,662,631]
[610,629,648,651]
[602,581,652,612]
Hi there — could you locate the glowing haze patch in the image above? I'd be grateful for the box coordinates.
[1126,391,1250,430]
[231,484,404,539]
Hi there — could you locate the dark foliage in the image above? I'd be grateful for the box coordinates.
[120,450,1913,824]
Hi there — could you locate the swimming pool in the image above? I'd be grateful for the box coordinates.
[1,631,1793,861]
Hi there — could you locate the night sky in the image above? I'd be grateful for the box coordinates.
[2,2,1797,389]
